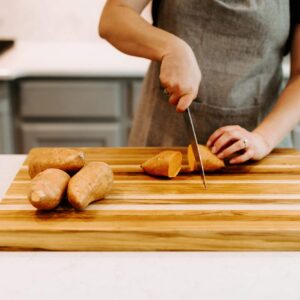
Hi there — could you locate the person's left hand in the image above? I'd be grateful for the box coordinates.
[206,125,272,164]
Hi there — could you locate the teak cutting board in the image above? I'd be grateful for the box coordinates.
[2,147,300,251]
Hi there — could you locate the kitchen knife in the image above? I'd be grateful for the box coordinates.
[184,107,207,189]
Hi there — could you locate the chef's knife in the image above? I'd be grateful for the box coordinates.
[184,107,207,189]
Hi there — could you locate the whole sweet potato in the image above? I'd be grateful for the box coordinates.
[28,148,85,178]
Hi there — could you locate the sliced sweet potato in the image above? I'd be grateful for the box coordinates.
[180,164,194,173]
[186,144,225,172]
[141,150,183,178]
[28,168,70,210]
[28,148,85,178]
[67,162,114,210]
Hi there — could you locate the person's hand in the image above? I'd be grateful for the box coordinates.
[206,126,272,164]
[160,40,201,112]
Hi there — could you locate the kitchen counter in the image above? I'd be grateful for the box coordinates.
[0,41,149,79]
[0,41,291,80]
[1,155,300,299]
[0,155,26,199]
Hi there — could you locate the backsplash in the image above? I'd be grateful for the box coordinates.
[0,0,151,42]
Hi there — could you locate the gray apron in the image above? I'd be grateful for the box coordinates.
[129,0,290,147]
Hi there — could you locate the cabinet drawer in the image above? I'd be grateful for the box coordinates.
[20,81,122,118]
[21,122,122,153]
[0,83,5,99]
[0,85,13,154]
[293,125,300,150]
[132,81,142,117]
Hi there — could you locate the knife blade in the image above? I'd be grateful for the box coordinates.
[184,107,207,189]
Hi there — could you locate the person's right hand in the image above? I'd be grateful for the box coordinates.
[159,40,201,112]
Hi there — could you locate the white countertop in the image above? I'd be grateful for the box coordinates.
[1,155,300,299]
[0,41,149,79]
[0,41,291,81]
[0,155,26,199]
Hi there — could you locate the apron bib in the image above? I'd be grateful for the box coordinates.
[129,0,290,146]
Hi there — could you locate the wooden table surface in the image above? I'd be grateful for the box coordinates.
[2,147,300,251]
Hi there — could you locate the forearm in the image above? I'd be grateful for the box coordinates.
[253,74,300,148]
[99,1,185,61]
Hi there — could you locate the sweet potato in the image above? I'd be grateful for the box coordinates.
[141,150,182,178]
[28,168,70,210]
[185,144,225,172]
[28,148,85,178]
[67,162,114,210]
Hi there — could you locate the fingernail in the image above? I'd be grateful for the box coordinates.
[207,141,211,147]
[212,147,217,154]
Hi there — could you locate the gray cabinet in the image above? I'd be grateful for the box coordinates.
[16,78,143,153]
[293,125,300,150]
[21,123,122,153]
[0,83,13,153]
[20,81,122,118]
[131,80,142,117]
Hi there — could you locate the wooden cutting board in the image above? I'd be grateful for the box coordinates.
[2,147,300,251]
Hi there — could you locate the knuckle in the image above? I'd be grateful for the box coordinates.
[228,131,236,138]
[159,74,168,85]
[225,127,233,133]
[168,81,176,88]
[225,131,235,140]
[233,130,241,138]
[218,127,226,134]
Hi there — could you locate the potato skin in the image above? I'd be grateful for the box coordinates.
[28,168,70,210]
[187,144,225,172]
[67,162,114,210]
[28,148,85,178]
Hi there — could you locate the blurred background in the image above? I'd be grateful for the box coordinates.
[0,0,151,153]
[0,0,151,42]
[0,0,298,153]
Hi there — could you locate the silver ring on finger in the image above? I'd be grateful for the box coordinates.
[242,138,249,149]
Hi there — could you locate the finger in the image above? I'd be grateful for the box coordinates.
[213,130,242,154]
[229,149,254,164]
[176,94,194,112]
[168,93,180,106]
[207,126,238,148]
[217,139,247,159]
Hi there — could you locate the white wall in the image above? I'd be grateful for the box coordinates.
[0,0,151,42]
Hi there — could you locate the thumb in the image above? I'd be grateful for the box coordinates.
[176,94,195,112]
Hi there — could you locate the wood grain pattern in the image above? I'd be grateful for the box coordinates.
[2,147,300,251]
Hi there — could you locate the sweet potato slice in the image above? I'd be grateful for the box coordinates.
[141,150,183,178]
[68,162,114,210]
[186,144,225,172]
[28,148,85,178]
[28,168,70,210]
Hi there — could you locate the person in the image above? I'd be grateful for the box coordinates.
[99,0,300,164]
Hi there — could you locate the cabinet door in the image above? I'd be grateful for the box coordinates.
[0,83,13,154]
[131,80,142,117]
[21,123,122,153]
[20,80,122,118]
[293,125,300,150]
